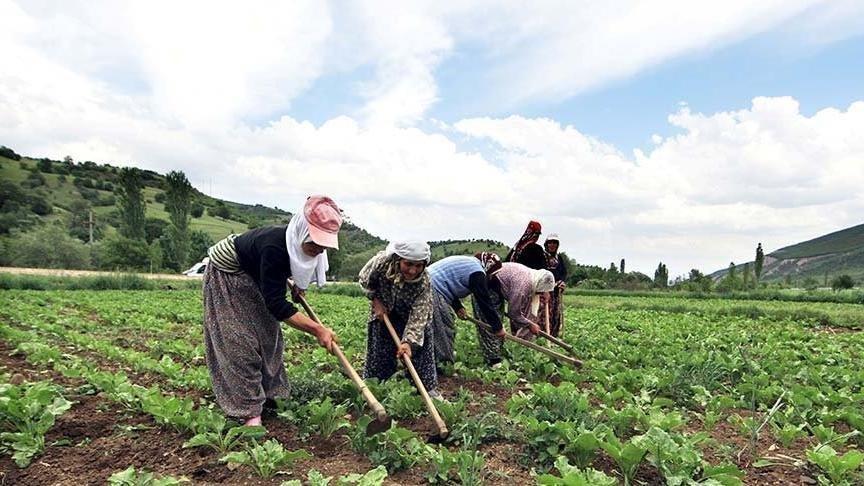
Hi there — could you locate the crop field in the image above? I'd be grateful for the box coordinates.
[1,289,863,485]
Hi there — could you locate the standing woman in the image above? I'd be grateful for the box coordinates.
[506,221,546,270]
[203,196,341,426]
[543,234,568,337]
[492,262,555,339]
[359,241,442,399]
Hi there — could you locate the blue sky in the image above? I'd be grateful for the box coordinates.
[2,1,864,276]
[289,29,864,153]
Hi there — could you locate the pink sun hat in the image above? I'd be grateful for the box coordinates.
[304,195,342,249]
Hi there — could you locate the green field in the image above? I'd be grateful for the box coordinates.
[1,288,862,484]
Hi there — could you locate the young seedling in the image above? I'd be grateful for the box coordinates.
[601,434,649,486]
[220,439,311,479]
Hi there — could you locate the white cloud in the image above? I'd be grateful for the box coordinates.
[2,1,864,278]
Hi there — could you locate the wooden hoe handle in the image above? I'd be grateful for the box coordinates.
[466,316,583,368]
[297,294,388,423]
[380,313,448,438]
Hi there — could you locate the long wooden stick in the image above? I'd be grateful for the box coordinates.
[296,293,388,423]
[466,316,583,368]
[544,298,551,334]
[537,330,578,356]
[556,286,565,336]
[381,313,448,438]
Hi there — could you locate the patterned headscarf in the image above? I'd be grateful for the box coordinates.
[475,252,502,275]
[507,220,542,262]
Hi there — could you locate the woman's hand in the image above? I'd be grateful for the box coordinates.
[396,342,412,359]
[315,326,337,353]
[494,327,506,338]
[529,323,541,335]
[371,298,387,319]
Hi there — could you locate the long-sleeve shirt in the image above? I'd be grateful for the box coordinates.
[514,243,546,270]
[427,256,503,332]
[358,251,433,346]
[492,262,537,329]
[548,255,567,282]
[233,225,298,321]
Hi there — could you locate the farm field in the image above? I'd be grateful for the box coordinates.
[1,289,863,485]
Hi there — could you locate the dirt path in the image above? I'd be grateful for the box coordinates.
[0,266,192,281]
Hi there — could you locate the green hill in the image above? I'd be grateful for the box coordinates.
[711,223,864,284]
[771,223,864,259]
[1,146,508,280]
[0,148,391,278]
[429,239,509,260]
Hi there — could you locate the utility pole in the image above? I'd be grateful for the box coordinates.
[88,210,94,245]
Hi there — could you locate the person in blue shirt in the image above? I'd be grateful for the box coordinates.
[428,253,506,367]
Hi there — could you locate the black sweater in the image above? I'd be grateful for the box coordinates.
[234,225,298,321]
[515,243,547,270]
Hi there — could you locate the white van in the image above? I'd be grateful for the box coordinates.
[182,257,209,278]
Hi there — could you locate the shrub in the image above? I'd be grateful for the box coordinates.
[7,224,91,269]
[96,235,151,271]
[832,275,855,291]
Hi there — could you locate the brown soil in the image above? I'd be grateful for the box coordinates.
[687,412,822,485]
[0,339,541,485]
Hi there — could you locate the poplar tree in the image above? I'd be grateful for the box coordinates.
[116,167,146,240]
[754,243,764,284]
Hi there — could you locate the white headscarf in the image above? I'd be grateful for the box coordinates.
[530,269,555,317]
[531,269,555,293]
[384,240,430,284]
[385,240,431,263]
[285,212,329,290]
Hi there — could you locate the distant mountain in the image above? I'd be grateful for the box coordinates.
[711,223,864,282]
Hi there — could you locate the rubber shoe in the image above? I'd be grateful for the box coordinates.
[428,389,445,401]
[244,415,262,427]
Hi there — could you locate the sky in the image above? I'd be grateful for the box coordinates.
[2,0,863,278]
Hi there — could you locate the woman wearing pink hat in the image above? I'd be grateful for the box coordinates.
[202,196,342,426]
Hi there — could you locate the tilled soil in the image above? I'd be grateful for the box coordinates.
[0,337,832,485]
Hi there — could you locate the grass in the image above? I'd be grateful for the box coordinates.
[0,272,202,291]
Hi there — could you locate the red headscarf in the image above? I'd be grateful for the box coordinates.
[507,220,541,262]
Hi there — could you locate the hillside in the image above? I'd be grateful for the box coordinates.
[711,223,864,283]
[0,147,507,279]
[770,223,864,259]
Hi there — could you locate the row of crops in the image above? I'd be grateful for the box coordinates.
[1,288,862,484]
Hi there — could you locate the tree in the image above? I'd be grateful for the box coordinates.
[653,262,668,288]
[96,235,151,271]
[190,202,204,218]
[144,217,169,244]
[8,224,91,269]
[66,199,103,243]
[717,262,741,292]
[36,158,53,173]
[188,230,214,264]
[163,170,193,269]
[754,243,764,284]
[620,258,625,274]
[0,145,22,160]
[742,262,751,289]
[831,275,854,291]
[116,168,146,240]
[209,202,231,219]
